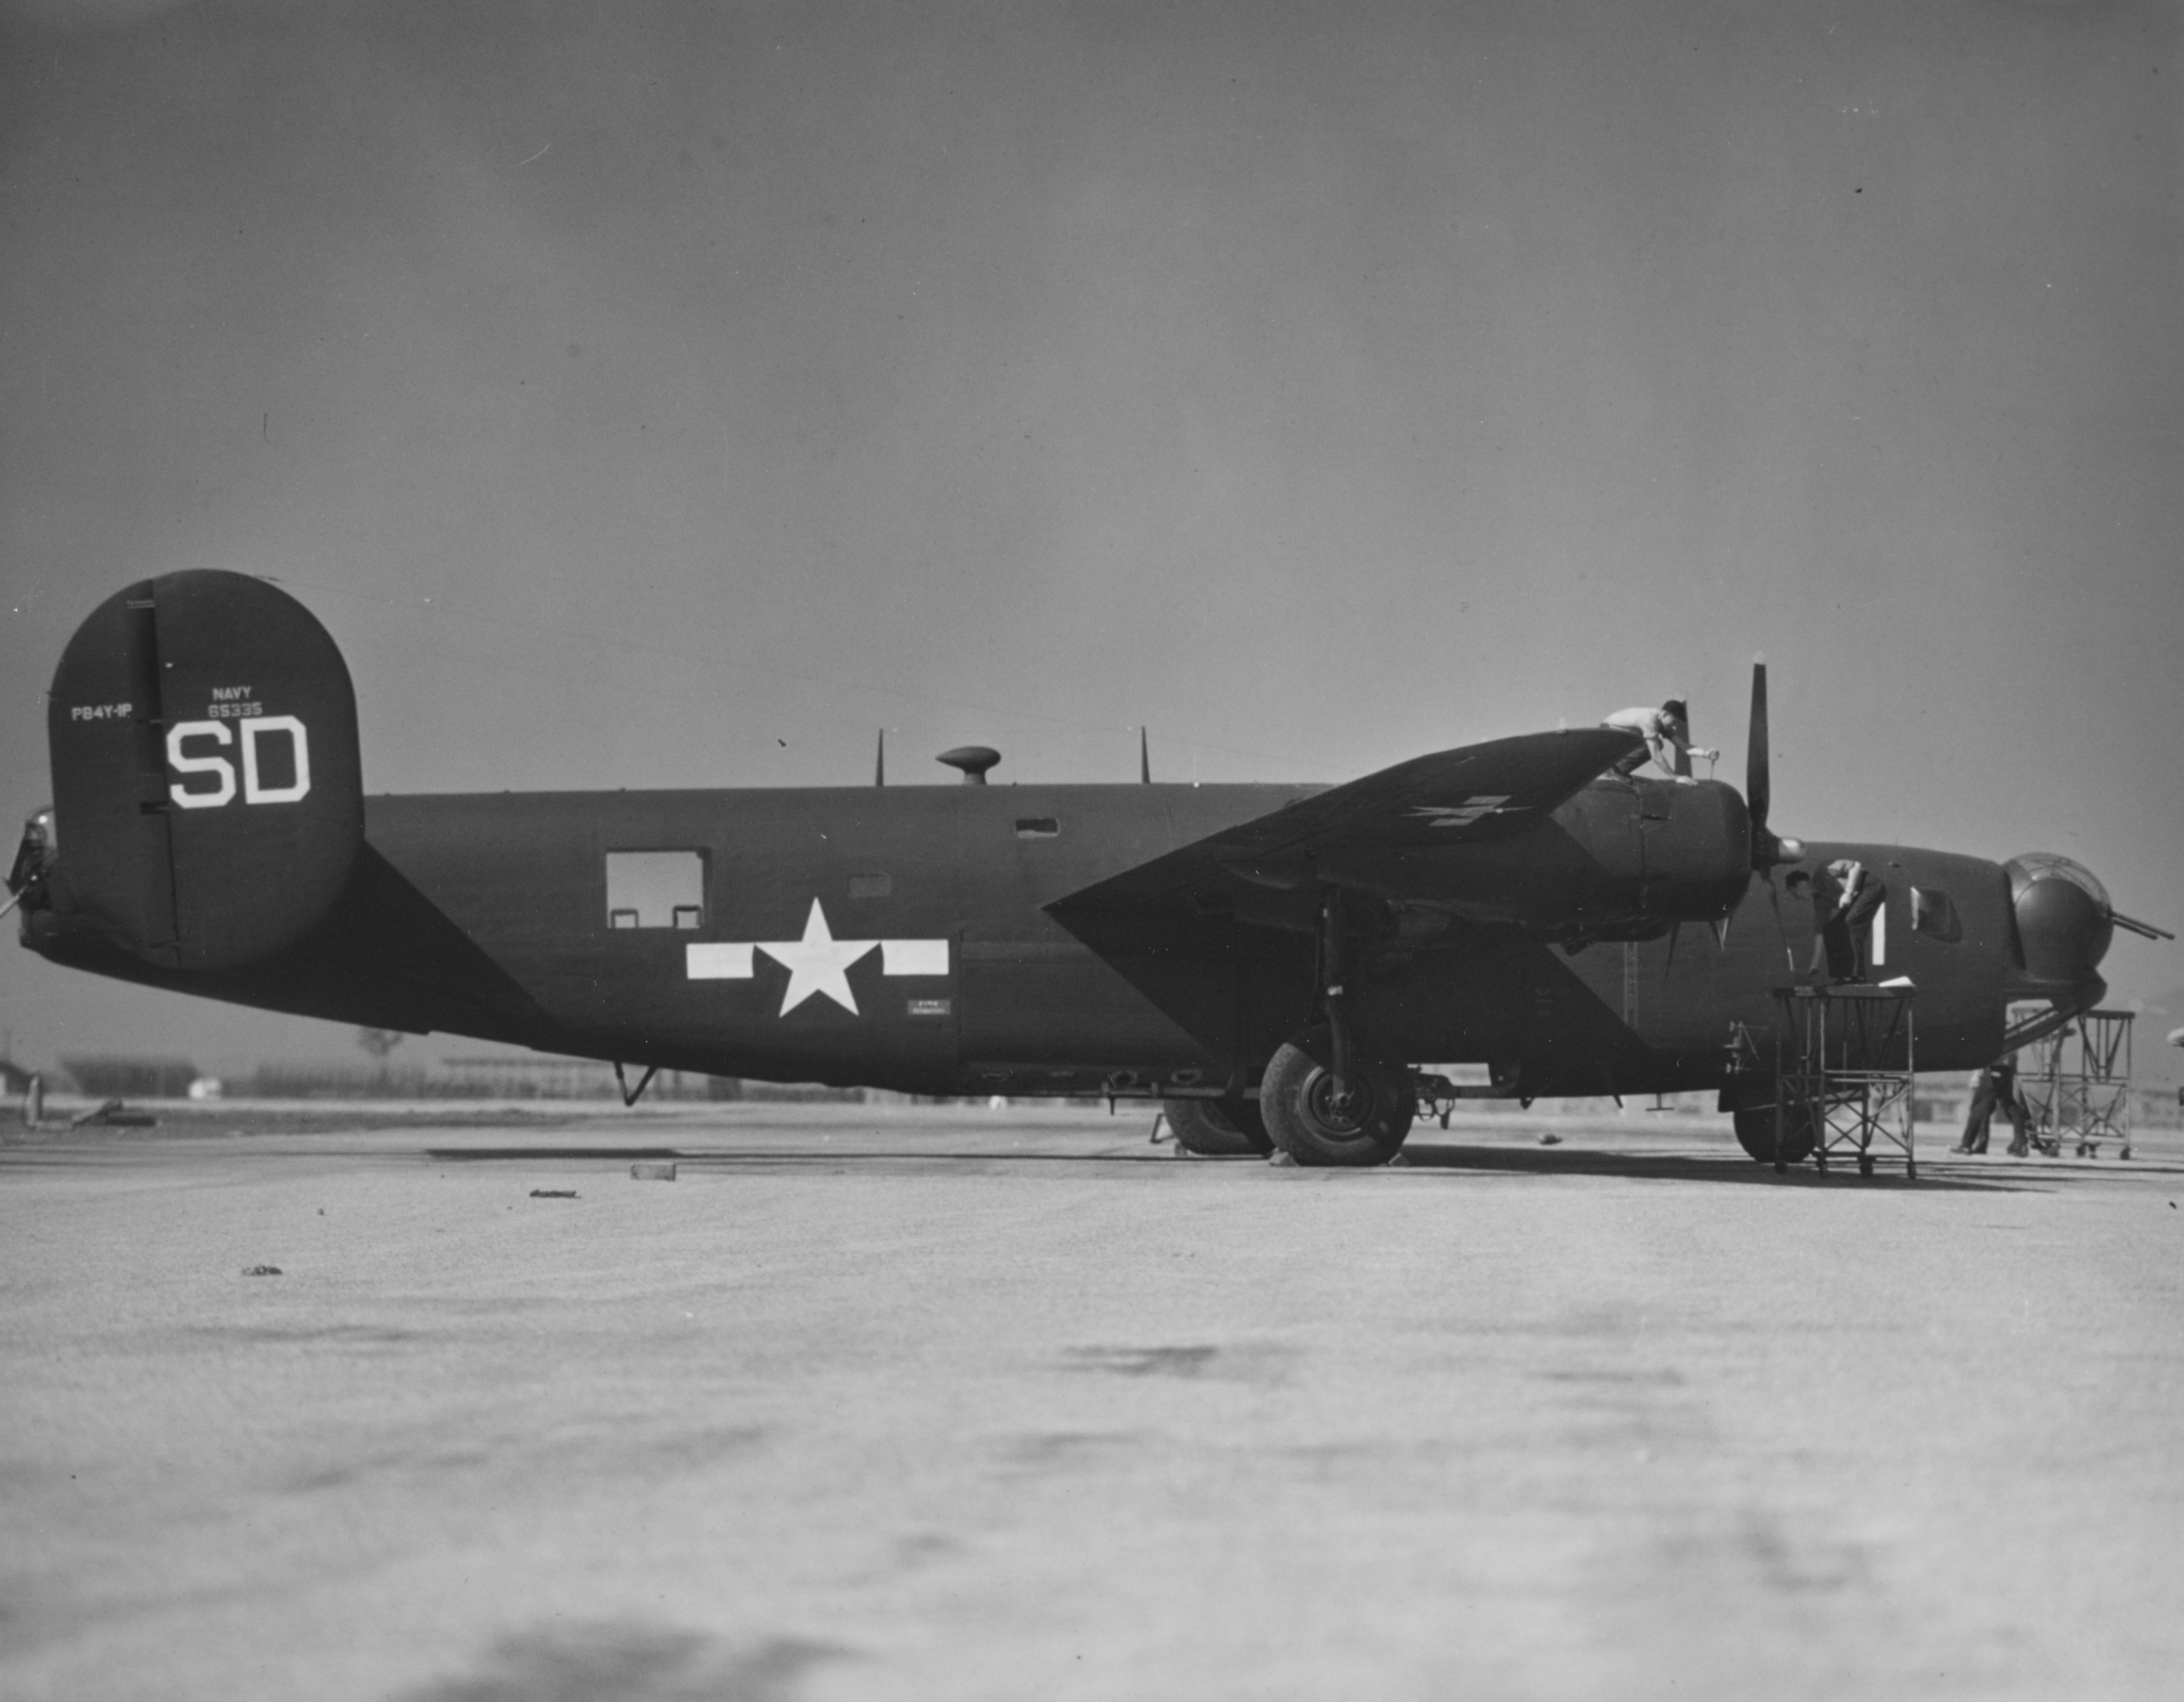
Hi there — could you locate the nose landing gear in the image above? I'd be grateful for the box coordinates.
[1732,1100,1817,1166]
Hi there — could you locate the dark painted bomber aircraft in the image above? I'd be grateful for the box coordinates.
[9,571,2169,1166]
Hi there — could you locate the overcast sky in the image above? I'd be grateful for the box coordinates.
[3,0,2179,1071]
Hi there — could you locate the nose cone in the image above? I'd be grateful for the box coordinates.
[2006,853,2114,983]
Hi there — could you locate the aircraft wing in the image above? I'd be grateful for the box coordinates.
[1049,727,1640,914]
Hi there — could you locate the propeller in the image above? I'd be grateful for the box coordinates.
[1746,655,1769,850]
[1739,655,1806,971]
[1746,655,1804,870]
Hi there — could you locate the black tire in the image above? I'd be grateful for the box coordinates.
[1259,1029,1415,1167]
[1732,1102,1815,1165]
[1162,1096,1274,1157]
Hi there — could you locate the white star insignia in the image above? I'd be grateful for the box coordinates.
[757,898,878,1015]
[684,901,950,1016]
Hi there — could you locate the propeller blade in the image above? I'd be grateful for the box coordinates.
[1747,654,1771,847]
[1742,655,1804,867]
[1765,867,1794,974]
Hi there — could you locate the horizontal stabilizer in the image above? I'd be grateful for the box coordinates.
[1050,727,1639,914]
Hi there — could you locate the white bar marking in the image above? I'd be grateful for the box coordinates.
[685,943,755,979]
[882,939,950,976]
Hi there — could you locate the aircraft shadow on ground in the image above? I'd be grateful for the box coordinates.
[1393,1141,2016,1191]
[412,1141,2045,1192]
[423,1145,1183,1167]
[424,1147,690,1163]
[3,1137,2129,1194]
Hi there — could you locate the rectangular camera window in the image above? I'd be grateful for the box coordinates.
[848,873,892,899]
[605,850,706,930]
[1014,818,1059,839]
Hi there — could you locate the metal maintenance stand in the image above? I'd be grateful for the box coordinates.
[1773,984,1917,1179]
[2019,1010,2135,1160]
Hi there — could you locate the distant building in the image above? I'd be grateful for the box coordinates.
[438,1055,623,1097]
[435,1057,745,1100]
[58,1056,200,1098]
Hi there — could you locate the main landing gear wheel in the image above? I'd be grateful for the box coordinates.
[1732,1102,1815,1166]
[1258,1027,1416,1167]
[1161,1096,1274,1157]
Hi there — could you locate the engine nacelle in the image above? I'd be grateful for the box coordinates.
[1331,777,1751,936]
[1566,776,1753,925]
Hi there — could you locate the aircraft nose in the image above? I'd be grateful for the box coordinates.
[2005,853,2114,983]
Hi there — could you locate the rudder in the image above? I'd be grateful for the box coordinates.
[46,570,363,970]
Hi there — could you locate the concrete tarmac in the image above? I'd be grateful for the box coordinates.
[4,1103,2181,1702]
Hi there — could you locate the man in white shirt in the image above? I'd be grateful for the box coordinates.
[1602,699,1718,781]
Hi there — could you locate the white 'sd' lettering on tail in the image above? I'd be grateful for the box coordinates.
[166,715,313,809]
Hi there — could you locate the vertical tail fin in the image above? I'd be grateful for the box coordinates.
[46,570,363,970]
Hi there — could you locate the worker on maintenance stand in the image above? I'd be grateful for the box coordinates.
[1810,857,1885,983]
[1602,699,1718,782]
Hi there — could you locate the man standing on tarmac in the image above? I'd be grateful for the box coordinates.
[1954,1057,2034,1156]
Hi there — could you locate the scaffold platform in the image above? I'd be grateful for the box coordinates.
[2019,1009,2135,1160]
[1773,983,1917,1179]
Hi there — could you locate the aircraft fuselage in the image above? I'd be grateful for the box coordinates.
[24,777,2026,1102]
